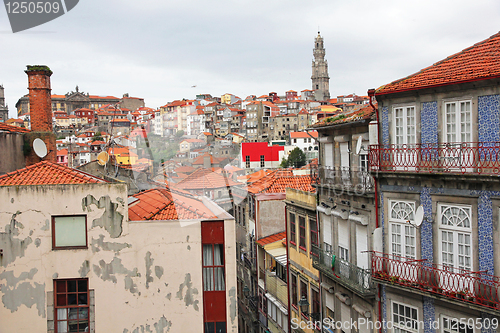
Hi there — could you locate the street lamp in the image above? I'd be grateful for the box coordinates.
[243,285,250,297]
[298,295,320,320]
[298,295,309,313]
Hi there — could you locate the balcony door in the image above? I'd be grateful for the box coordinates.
[442,100,472,172]
[393,106,416,170]
[340,142,350,185]
[438,204,472,291]
[356,224,369,289]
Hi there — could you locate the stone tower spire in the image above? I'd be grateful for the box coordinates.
[311,32,330,101]
[0,85,8,122]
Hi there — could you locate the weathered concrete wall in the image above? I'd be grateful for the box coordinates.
[0,183,238,332]
[0,132,26,175]
[257,199,286,239]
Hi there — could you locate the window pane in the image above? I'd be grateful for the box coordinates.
[205,322,215,333]
[203,245,213,266]
[214,244,223,265]
[214,267,225,291]
[54,216,86,247]
[215,322,226,333]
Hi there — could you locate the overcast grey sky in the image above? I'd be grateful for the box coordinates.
[2,0,500,118]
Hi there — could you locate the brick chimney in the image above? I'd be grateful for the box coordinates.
[24,65,57,165]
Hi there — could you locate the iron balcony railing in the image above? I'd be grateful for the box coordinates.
[371,252,500,310]
[311,165,374,193]
[243,253,257,272]
[312,245,375,296]
[369,142,500,175]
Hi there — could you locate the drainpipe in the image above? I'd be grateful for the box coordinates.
[285,204,291,333]
[368,88,383,333]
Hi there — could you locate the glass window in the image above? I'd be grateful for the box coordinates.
[392,301,418,333]
[291,273,297,307]
[290,213,296,245]
[54,278,89,333]
[310,218,318,249]
[439,204,472,272]
[299,216,306,249]
[389,201,416,259]
[52,216,87,249]
[203,244,225,291]
[442,316,474,333]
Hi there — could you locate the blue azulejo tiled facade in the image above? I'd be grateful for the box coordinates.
[381,106,389,145]
[378,184,500,331]
[478,94,500,144]
[420,102,438,145]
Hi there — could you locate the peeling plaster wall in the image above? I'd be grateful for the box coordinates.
[0,183,238,333]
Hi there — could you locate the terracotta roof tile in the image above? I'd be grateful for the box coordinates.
[176,168,240,190]
[290,131,318,139]
[256,231,286,246]
[0,161,107,186]
[377,32,500,94]
[0,122,30,133]
[247,170,315,194]
[128,187,216,221]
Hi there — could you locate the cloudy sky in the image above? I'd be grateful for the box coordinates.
[2,0,500,118]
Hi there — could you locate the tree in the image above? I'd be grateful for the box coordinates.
[175,130,185,138]
[91,131,103,142]
[281,147,307,168]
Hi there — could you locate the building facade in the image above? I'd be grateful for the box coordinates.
[369,32,500,333]
[310,105,377,333]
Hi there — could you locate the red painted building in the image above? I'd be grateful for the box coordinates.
[241,142,284,170]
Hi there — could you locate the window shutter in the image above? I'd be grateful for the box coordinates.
[324,143,333,167]
[356,224,368,269]
[338,219,349,252]
[323,215,332,247]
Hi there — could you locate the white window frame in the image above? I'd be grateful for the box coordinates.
[438,203,473,273]
[443,100,472,144]
[393,106,416,145]
[389,200,416,259]
[391,301,419,333]
[441,314,475,333]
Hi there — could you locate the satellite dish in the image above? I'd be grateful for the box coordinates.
[33,138,47,158]
[355,136,363,155]
[97,151,109,166]
[127,113,133,121]
[414,205,424,227]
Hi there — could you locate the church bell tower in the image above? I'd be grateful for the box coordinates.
[311,32,330,101]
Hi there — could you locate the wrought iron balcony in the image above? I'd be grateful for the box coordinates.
[312,245,375,297]
[311,165,374,193]
[243,253,257,272]
[369,142,500,175]
[371,252,500,310]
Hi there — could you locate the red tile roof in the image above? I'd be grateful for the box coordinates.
[0,161,107,186]
[128,187,216,221]
[237,169,272,184]
[192,153,225,165]
[256,231,286,246]
[0,122,30,133]
[247,170,315,194]
[174,165,196,174]
[175,168,240,190]
[377,32,500,95]
[290,131,318,139]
